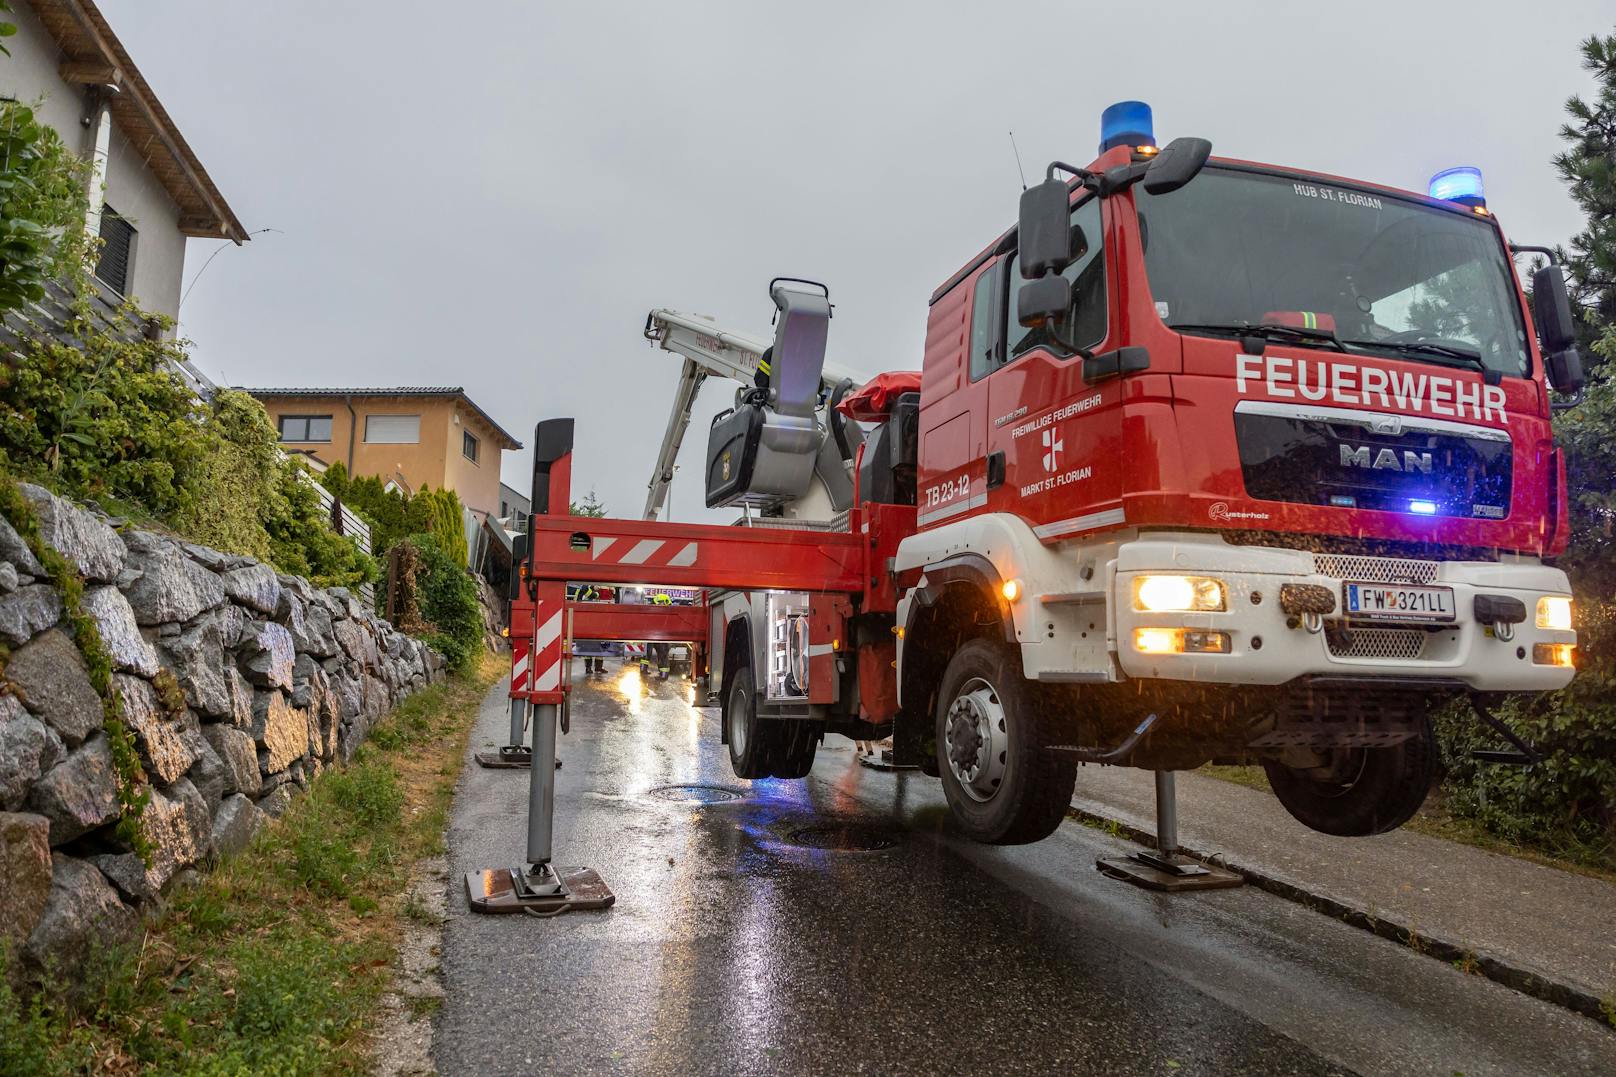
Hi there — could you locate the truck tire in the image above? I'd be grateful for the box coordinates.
[770,720,819,779]
[934,637,1077,845]
[725,668,776,779]
[1262,719,1436,837]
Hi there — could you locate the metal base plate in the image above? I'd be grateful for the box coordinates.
[465,866,615,914]
[473,748,562,770]
[1096,854,1243,892]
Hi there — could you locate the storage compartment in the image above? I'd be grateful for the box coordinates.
[766,591,811,701]
[705,404,765,508]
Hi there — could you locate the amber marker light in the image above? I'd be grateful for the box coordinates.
[1001,579,1021,602]
[1134,627,1183,655]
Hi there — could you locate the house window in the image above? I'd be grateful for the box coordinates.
[463,430,480,463]
[94,205,137,296]
[364,415,420,444]
[278,414,333,442]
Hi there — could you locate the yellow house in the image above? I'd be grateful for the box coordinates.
[245,387,523,519]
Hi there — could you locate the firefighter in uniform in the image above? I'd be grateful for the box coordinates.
[572,584,609,673]
[642,592,674,680]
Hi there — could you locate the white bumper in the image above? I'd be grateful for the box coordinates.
[1112,537,1576,691]
[897,516,1576,693]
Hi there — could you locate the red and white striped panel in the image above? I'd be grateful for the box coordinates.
[510,637,531,693]
[588,536,700,569]
[527,589,566,702]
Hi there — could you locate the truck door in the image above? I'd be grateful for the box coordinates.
[916,263,991,529]
[985,193,1125,539]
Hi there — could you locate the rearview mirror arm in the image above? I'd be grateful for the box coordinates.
[1046,161,1098,190]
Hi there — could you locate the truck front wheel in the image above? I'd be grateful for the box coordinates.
[1262,720,1436,837]
[934,638,1077,845]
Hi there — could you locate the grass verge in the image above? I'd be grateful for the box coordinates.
[1,651,504,1076]
[1197,763,1616,885]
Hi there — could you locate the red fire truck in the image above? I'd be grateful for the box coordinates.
[503,101,1583,872]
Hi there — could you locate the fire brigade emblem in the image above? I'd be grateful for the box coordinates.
[721,451,731,481]
[1041,428,1063,473]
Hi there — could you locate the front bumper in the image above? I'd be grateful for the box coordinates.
[1110,538,1576,692]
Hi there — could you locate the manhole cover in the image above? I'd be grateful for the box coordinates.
[646,784,744,804]
[785,824,900,851]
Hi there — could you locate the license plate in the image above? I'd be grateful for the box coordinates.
[1343,582,1455,622]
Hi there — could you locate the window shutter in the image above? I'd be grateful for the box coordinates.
[364,415,421,443]
[95,206,137,295]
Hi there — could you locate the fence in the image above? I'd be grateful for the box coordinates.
[306,470,376,607]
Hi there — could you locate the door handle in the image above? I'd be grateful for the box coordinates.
[986,451,1006,488]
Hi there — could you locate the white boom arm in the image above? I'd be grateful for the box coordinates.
[641,307,859,521]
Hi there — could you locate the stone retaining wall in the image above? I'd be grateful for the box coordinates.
[0,484,444,973]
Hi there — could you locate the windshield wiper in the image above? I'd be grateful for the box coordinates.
[1340,338,1495,380]
[1170,321,1348,352]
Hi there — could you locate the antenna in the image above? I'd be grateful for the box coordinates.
[1008,130,1028,191]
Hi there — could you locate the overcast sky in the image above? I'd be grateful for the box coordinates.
[101,0,1611,521]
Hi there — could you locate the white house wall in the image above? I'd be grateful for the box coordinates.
[0,1,188,322]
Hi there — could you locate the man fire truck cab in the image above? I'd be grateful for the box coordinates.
[527,101,1583,854]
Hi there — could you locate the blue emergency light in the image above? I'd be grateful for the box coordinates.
[1408,499,1439,516]
[1428,166,1485,209]
[1100,100,1155,153]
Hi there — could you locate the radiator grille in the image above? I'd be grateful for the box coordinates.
[1326,627,1427,661]
[1313,553,1438,585]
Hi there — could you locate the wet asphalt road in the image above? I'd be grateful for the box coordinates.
[435,668,1616,1076]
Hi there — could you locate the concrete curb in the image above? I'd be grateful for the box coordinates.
[1067,801,1613,1027]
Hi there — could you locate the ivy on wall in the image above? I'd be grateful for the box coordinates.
[0,474,151,862]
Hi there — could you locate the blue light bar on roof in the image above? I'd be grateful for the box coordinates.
[1100,100,1155,153]
[1428,166,1485,208]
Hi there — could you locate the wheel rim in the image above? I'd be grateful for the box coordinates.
[728,682,749,757]
[944,677,1009,802]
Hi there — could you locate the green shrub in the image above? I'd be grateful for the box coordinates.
[175,389,284,563]
[1433,332,1616,869]
[403,532,481,674]
[265,458,378,591]
[0,98,92,316]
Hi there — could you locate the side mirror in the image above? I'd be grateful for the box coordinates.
[1546,346,1585,398]
[1018,177,1072,278]
[1141,136,1213,196]
[1017,274,1071,329]
[1530,264,1578,353]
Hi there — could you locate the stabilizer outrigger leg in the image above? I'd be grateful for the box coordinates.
[1095,771,1243,893]
[465,416,610,915]
[465,701,612,913]
[474,697,536,768]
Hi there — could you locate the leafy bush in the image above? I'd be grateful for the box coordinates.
[0,306,211,519]
[266,458,378,591]
[402,532,481,674]
[0,98,91,314]
[1434,332,1616,869]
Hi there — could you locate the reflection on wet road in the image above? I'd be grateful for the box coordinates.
[435,668,1616,1076]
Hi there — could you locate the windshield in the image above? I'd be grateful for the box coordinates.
[1136,167,1530,379]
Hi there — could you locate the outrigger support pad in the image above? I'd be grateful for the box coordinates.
[465,700,614,915]
[1096,771,1243,893]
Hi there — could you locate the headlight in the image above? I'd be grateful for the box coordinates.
[1132,575,1226,613]
[1535,596,1573,631]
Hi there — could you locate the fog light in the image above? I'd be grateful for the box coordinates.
[1134,627,1183,654]
[1182,630,1231,654]
[1133,575,1226,612]
[1533,643,1575,668]
[1535,596,1572,631]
